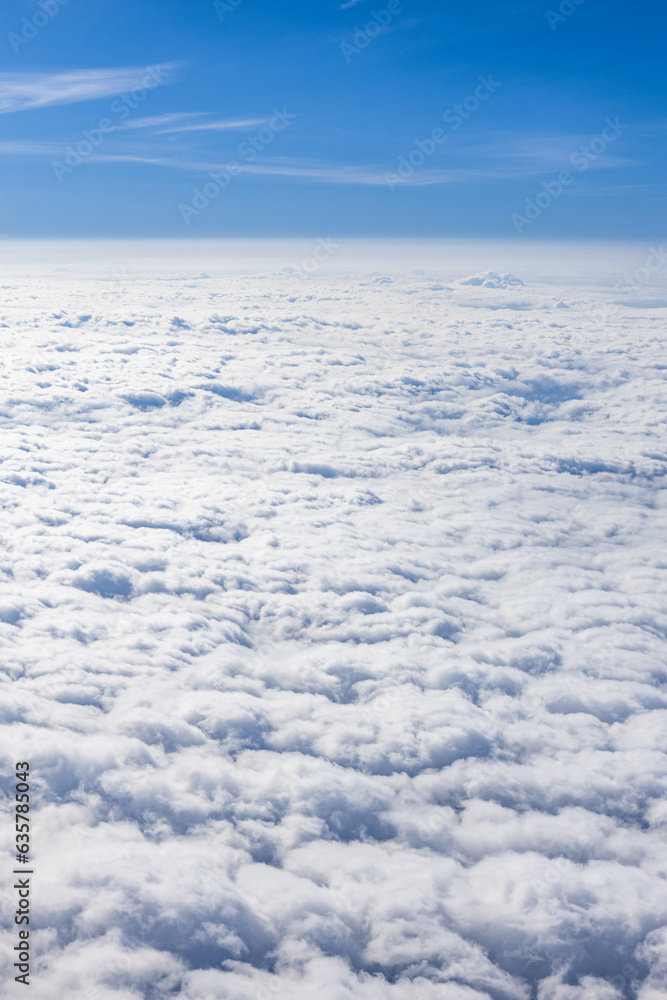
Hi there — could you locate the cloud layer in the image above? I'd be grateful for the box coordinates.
[0,252,666,999]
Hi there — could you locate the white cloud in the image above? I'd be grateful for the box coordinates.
[0,64,177,114]
[0,141,506,184]
[0,139,64,155]
[152,117,269,134]
[0,139,523,184]
[115,112,208,131]
[115,113,271,134]
[0,242,665,997]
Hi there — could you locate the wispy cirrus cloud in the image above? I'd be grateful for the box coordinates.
[0,141,461,183]
[75,152,635,186]
[448,130,637,171]
[115,113,205,131]
[153,117,269,135]
[0,65,177,114]
[0,140,65,155]
[115,113,270,134]
[97,156,421,184]
[0,128,640,187]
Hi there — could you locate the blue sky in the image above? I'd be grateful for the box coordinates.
[0,0,664,238]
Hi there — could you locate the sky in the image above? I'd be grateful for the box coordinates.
[0,0,665,239]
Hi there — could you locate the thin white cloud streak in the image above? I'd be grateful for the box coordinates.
[47,151,497,185]
[0,65,177,114]
[0,139,65,155]
[56,155,647,185]
[241,161,456,184]
[0,142,454,183]
[116,113,207,131]
[114,113,270,134]
[450,131,638,171]
[0,140,639,186]
[152,118,269,134]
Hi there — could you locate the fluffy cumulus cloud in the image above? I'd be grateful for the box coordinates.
[0,250,666,998]
[454,272,526,289]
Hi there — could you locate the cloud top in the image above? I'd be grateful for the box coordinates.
[0,254,665,997]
